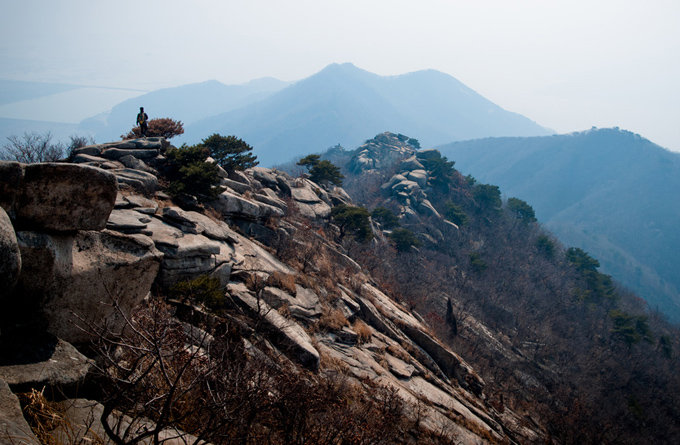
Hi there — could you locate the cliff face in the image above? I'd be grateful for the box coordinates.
[0,137,537,444]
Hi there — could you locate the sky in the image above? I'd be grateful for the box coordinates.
[1,0,679,151]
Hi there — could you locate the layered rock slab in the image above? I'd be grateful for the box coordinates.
[15,230,162,343]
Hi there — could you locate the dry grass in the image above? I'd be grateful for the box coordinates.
[352,319,372,344]
[18,388,105,445]
[266,271,297,295]
[386,343,412,362]
[319,307,349,331]
[276,301,291,318]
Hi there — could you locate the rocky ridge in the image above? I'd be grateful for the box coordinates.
[0,137,540,444]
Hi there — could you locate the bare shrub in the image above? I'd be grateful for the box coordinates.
[1,132,64,163]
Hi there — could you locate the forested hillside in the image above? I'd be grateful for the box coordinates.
[317,132,680,443]
[438,128,680,322]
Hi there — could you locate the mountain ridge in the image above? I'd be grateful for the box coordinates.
[183,63,551,166]
[438,127,680,321]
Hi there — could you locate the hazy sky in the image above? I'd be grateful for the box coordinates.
[2,0,679,151]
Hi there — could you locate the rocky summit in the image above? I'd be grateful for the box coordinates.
[1,133,679,444]
[0,136,525,444]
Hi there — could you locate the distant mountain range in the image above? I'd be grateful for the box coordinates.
[438,128,680,322]
[183,63,550,166]
[79,77,291,142]
[2,64,549,165]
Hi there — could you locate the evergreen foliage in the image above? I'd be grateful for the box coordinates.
[371,207,400,229]
[200,133,258,171]
[566,247,617,302]
[536,235,556,259]
[297,154,344,186]
[507,197,537,223]
[165,144,224,199]
[419,152,456,190]
[331,204,372,241]
[609,309,653,346]
[473,184,502,211]
[443,202,468,226]
[469,252,488,273]
[389,228,421,252]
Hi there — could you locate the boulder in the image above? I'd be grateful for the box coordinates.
[13,163,117,232]
[0,161,23,215]
[221,177,251,194]
[406,169,428,187]
[15,230,162,344]
[114,169,158,194]
[100,148,159,161]
[0,379,40,445]
[252,189,288,212]
[72,144,102,157]
[106,209,151,234]
[400,156,425,172]
[214,190,284,221]
[122,194,159,215]
[0,337,93,394]
[291,185,322,203]
[261,285,322,320]
[161,207,237,242]
[228,282,320,370]
[118,155,157,174]
[145,217,222,287]
[0,207,21,298]
[249,167,279,188]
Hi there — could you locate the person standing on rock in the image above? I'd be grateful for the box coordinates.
[136,107,149,137]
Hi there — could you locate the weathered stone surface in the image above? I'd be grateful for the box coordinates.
[406,169,428,187]
[229,282,319,370]
[291,185,321,203]
[0,379,40,445]
[229,232,295,275]
[53,398,201,445]
[250,167,279,188]
[294,201,332,220]
[0,338,93,393]
[214,190,284,220]
[400,156,425,172]
[252,189,288,212]
[118,154,157,174]
[71,154,124,170]
[121,194,159,215]
[144,217,223,286]
[114,169,158,193]
[0,161,23,214]
[71,153,108,164]
[101,148,160,160]
[13,163,117,232]
[228,169,252,185]
[385,354,416,379]
[106,209,150,234]
[418,199,441,218]
[72,144,103,157]
[16,230,162,343]
[261,285,322,319]
[221,177,251,194]
[0,207,21,298]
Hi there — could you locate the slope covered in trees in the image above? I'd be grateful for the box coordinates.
[438,128,680,322]
[316,132,680,443]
